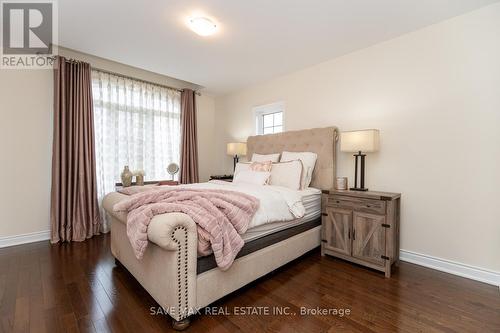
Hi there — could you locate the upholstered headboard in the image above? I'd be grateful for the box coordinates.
[246,127,338,190]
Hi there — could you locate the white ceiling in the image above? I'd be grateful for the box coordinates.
[59,0,498,95]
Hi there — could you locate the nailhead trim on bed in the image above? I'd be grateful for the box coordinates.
[171,226,189,320]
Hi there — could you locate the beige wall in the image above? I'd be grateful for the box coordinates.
[0,48,216,239]
[1,70,53,239]
[214,4,500,272]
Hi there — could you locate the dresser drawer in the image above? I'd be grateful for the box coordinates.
[329,195,386,214]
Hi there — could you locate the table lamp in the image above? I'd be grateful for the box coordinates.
[340,129,380,191]
[227,142,247,171]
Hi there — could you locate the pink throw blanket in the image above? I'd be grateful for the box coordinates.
[113,188,259,270]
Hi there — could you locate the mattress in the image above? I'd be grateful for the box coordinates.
[242,187,321,242]
[197,187,322,274]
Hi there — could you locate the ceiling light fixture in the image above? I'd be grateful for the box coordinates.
[188,16,217,36]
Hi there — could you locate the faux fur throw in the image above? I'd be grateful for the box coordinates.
[114,188,259,270]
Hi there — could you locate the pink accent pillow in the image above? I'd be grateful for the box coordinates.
[250,161,272,172]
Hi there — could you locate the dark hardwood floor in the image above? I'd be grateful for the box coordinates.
[0,234,498,333]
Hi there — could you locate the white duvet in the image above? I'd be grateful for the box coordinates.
[178,180,307,229]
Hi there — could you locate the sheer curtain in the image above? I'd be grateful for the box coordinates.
[92,70,181,232]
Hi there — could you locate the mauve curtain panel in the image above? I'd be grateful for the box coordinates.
[179,89,199,184]
[50,56,101,243]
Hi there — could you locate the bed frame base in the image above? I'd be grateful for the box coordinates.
[109,215,321,325]
[114,255,192,329]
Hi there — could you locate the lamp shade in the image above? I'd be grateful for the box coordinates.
[340,129,380,153]
[226,142,247,156]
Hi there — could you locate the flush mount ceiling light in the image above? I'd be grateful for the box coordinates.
[188,16,217,36]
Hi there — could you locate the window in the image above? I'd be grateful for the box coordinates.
[91,69,181,230]
[254,102,285,135]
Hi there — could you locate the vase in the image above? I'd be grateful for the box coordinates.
[121,166,133,187]
[136,174,144,186]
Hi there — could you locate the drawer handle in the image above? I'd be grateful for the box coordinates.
[366,205,371,208]
[336,200,340,204]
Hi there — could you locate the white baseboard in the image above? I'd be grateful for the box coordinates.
[0,230,50,248]
[400,249,500,287]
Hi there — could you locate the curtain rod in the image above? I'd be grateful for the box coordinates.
[60,57,200,95]
[92,67,201,95]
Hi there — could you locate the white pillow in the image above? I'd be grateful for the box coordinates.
[269,160,303,191]
[233,170,271,186]
[234,162,251,176]
[251,153,280,163]
[280,151,318,189]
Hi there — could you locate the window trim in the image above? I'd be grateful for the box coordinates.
[253,101,285,135]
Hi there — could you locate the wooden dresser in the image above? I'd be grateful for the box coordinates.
[321,189,401,277]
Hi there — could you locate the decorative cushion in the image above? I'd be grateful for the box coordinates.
[234,162,251,176]
[251,153,280,163]
[280,151,318,189]
[269,160,303,191]
[233,170,271,186]
[249,161,272,172]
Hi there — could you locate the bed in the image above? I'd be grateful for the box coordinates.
[102,126,337,330]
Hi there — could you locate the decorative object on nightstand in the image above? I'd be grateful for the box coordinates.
[209,174,233,182]
[166,163,180,180]
[134,170,145,186]
[321,189,401,278]
[335,177,348,190]
[227,142,247,171]
[120,166,133,187]
[340,129,379,191]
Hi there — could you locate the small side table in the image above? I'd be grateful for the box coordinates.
[115,180,178,191]
[321,189,401,278]
[210,175,233,182]
[159,180,179,186]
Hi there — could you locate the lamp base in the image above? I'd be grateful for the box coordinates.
[350,187,368,192]
[233,155,239,171]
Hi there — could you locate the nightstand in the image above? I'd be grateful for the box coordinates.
[115,180,178,191]
[321,189,401,278]
[209,175,233,182]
